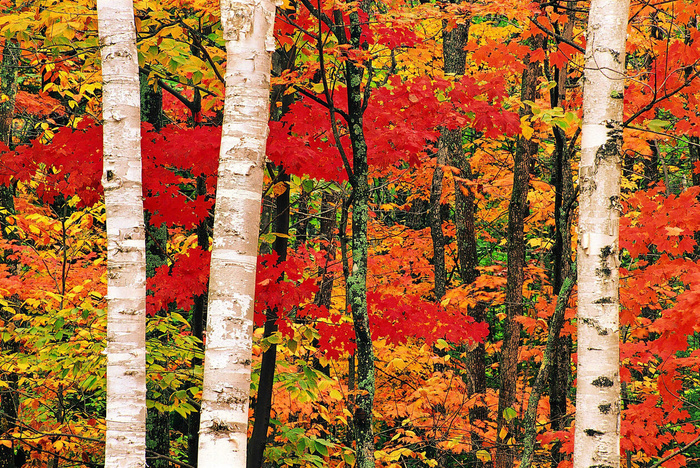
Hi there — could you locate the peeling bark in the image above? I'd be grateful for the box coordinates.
[98,0,147,466]
[574,1,630,467]
[197,0,276,465]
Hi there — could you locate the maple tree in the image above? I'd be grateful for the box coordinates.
[2,0,700,468]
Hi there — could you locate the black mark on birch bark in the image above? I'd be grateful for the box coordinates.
[592,376,614,387]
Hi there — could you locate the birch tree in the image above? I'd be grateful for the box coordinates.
[196,0,276,465]
[574,1,630,467]
[97,0,147,466]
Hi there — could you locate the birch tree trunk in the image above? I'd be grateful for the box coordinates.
[97,1,147,467]
[574,1,630,467]
[197,0,276,465]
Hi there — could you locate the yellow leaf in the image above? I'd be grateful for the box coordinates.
[499,427,508,439]
[329,389,343,401]
[388,358,407,371]
[53,440,64,450]
[476,450,491,462]
[435,338,450,351]
[520,116,534,140]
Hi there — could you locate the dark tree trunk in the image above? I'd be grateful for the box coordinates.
[295,186,310,246]
[643,139,660,189]
[441,8,490,463]
[429,146,447,300]
[430,0,470,301]
[547,6,576,464]
[0,307,19,468]
[142,75,171,462]
[146,385,171,468]
[144,217,171,467]
[248,168,290,468]
[691,136,700,187]
[343,10,376,467]
[140,70,164,131]
[494,55,541,468]
[406,197,429,229]
[247,42,298,466]
[0,37,19,147]
[188,175,210,467]
[520,276,575,468]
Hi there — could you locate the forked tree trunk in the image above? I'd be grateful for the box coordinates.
[97,0,147,466]
[197,0,276,465]
[574,1,630,467]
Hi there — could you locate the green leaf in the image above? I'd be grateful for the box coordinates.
[503,407,518,422]
[267,333,283,345]
[647,119,670,133]
[314,440,329,457]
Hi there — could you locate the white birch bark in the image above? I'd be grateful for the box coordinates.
[574,1,630,467]
[98,1,146,467]
[196,0,276,465]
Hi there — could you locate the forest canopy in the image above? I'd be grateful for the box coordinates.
[0,0,700,467]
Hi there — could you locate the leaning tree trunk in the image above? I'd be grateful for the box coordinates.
[196,0,276,465]
[97,0,147,466]
[574,1,629,468]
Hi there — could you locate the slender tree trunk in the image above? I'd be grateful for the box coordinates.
[141,69,170,468]
[188,175,209,467]
[295,185,310,245]
[144,216,171,468]
[0,37,19,147]
[494,55,540,468]
[343,10,376,467]
[140,70,164,131]
[0,305,19,468]
[197,0,275,464]
[247,43,297,466]
[315,190,337,310]
[431,3,471,301]
[429,146,447,299]
[247,167,289,468]
[574,1,629,467]
[690,137,700,188]
[440,9,490,461]
[520,275,575,468]
[453,143,489,463]
[0,38,18,463]
[97,1,147,466]
[548,5,576,464]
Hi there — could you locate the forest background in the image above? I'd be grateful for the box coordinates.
[0,0,700,467]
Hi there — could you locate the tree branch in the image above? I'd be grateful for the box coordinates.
[530,17,585,53]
